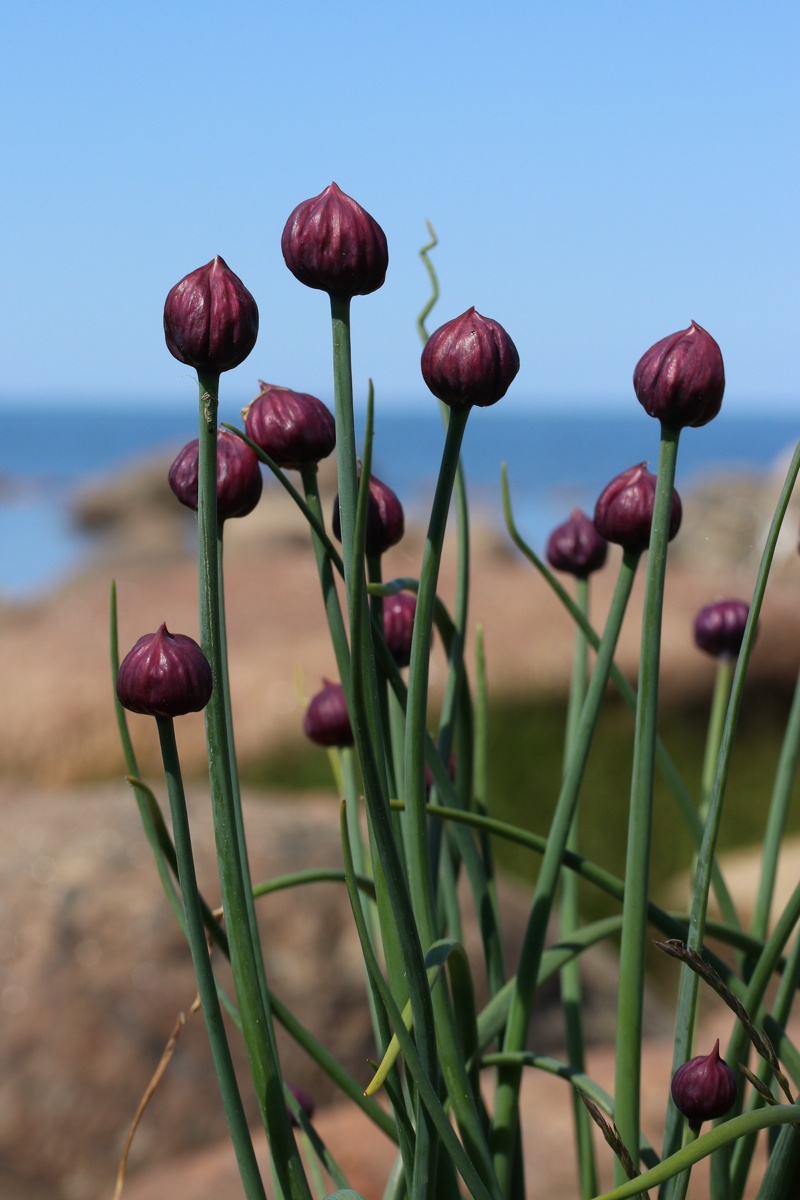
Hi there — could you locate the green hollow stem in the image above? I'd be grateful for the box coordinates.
[155,716,266,1200]
[614,423,681,1177]
[491,547,640,1195]
[404,405,470,945]
[301,464,351,695]
[328,296,438,1200]
[700,659,734,814]
[195,371,310,1200]
[560,575,598,1200]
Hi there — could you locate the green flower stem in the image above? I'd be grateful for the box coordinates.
[501,467,740,932]
[195,371,310,1200]
[670,1125,700,1200]
[491,547,640,1194]
[301,465,351,695]
[701,659,734,814]
[613,422,681,1176]
[560,575,598,1200]
[591,1105,800,1200]
[751,663,800,943]
[403,404,470,945]
[155,716,266,1200]
[668,440,800,1192]
[474,626,505,997]
[328,296,438,1200]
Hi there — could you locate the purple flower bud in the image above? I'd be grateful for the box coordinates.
[634,321,725,430]
[694,599,751,660]
[303,680,353,748]
[421,307,520,411]
[116,623,212,718]
[671,1040,737,1131]
[593,463,682,553]
[163,256,258,374]
[546,509,608,579]
[168,429,263,521]
[383,593,417,668]
[242,382,336,470]
[281,182,388,299]
[332,470,405,558]
[287,1084,315,1129]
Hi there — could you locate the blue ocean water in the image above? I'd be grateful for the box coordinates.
[0,403,797,597]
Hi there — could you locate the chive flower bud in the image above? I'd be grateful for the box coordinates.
[421,307,520,410]
[383,593,417,668]
[281,182,388,298]
[242,382,336,470]
[287,1085,315,1129]
[634,321,725,429]
[671,1040,737,1131]
[303,680,353,748]
[593,463,682,553]
[116,623,212,718]
[546,509,608,579]
[693,599,751,659]
[163,256,258,374]
[168,429,263,521]
[332,471,404,557]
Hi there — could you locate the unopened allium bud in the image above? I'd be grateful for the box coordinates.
[168,429,263,521]
[594,463,682,553]
[634,322,725,430]
[546,509,608,579]
[421,307,520,410]
[694,600,751,660]
[243,382,336,470]
[332,471,405,558]
[383,593,417,668]
[303,681,353,748]
[281,183,388,299]
[116,624,212,718]
[164,256,258,374]
[671,1040,737,1131]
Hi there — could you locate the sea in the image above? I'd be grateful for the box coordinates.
[0,402,798,598]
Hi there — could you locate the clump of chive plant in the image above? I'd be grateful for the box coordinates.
[110,191,800,1200]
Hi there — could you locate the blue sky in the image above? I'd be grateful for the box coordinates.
[3,1,798,414]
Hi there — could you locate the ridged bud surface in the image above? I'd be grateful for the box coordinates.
[634,321,724,429]
[116,623,212,718]
[281,183,388,298]
[332,471,405,558]
[694,599,751,659]
[421,307,520,410]
[164,256,258,374]
[671,1040,737,1130]
[594,463,682,553]
[243,382,335,470]
[383,593,417,668]
[168,429,263,520]
[303,680,353,748]
[546,509,608,579]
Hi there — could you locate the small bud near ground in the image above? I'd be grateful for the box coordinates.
[116,624,212,718]
[694,599,752,659]
[281,183,388,299]
[671,1040,737,1131]
[168,429,263,521]
[594,463,682,553]
[421,307,520,410]
[303,681,353,748]
[634,321,725,430]
[332,471,405,558]
[546,509,608,579]
[242,382,336,470]
[163,256,259,374]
